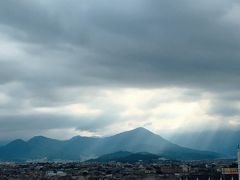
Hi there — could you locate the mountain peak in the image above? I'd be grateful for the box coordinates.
[70,135,84,141]
[70,135,99,141]
[28,136,53,143]
[132,127,150,132]
[128,127,154,135]
[10,139,26,144]
[110,127,157,140]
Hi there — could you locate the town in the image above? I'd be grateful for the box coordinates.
[0,159,239,180]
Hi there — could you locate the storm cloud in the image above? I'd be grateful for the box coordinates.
[0,0,240,140]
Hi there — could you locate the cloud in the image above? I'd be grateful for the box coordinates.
[208,98,240,117]
[0,0,240,90]
[0,0,240,139]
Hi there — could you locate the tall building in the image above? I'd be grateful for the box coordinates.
[238,144,240,180]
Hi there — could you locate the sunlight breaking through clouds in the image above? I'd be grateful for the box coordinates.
[0,0,240,140]
[0,84,240,140]
[1,87,235,139]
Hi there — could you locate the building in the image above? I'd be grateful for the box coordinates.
[222,167,238,175]
[238,144,240,180]
[160,165,182,174]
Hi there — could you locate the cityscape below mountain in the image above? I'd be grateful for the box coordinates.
[1,128,240,179]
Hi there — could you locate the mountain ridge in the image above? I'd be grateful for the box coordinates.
[0,127,220,162]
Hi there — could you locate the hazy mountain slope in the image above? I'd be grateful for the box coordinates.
[53,136,101,160]
[98,128,218,160]
[0,139,30,161]
[0,127,220,161]
[100,127,179,154]
[27,136,65,159]
[169,130,240,157]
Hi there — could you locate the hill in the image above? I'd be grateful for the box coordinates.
[88,151,162,163]
[0,127,220,161]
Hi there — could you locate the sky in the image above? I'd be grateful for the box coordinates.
[0,0,240,140]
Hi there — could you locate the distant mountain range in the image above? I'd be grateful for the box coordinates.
[0,127,220,162]
[169,130,240,157]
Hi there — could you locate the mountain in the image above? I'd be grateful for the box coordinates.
[169,130,240,157]
[0,127,220,162]
[0,140,10,147]
[0,139,30,161]
[88,151,162,163]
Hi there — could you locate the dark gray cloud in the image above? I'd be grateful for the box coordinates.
[0,0,240,88]
[0,112,116,135]
[0,0,240,138]
[0,0,240,90]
